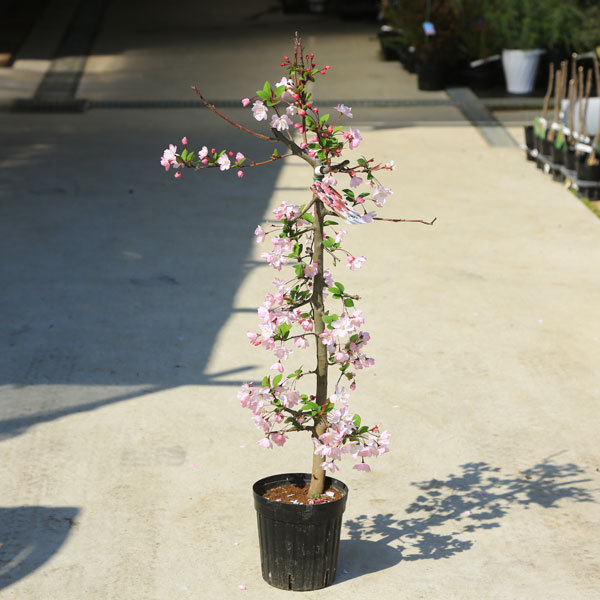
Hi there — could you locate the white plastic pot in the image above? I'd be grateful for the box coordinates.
[501,49,545,94]
[560,98,600,138]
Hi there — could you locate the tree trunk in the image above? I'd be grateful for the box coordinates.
[308,192,329,497]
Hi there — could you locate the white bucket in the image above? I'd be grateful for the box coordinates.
[501,49,545,94]
[560,98,600,138]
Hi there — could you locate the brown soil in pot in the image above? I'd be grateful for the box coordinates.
[262,483,345,505]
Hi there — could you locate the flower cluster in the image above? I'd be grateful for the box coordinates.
[161,37,395,479]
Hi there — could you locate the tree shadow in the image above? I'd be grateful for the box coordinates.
[0,104,285,442]
[0,506,80,592]
[337,455,597,582]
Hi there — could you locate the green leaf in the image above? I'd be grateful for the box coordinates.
[262,376,270,387]
[323,220,338,226]
[272,374,282,387]
[303,213,314,223]
[322,314,339,324]
[180,148,189,161]
[305,116,315,128]
[344,298,354,307]
[277,323,292,339]
[319,113,330,125]
[294,264,304,277]
[328,287,340,294]
[323,237,335,248]
[334,281,345,292]
[350,334,359,343]
[352,414,361,428]
[263,81,272,96]
[272,148,278,157]
[358,425,369,435]
[304,401,320,412]
[256,90,269,100]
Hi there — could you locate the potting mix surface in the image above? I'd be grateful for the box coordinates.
[262,484,345,505]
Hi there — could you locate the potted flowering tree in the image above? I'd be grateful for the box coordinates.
[160,34,433,591]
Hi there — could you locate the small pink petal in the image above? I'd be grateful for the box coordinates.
[237,584,247,590]
[181,136,188,145]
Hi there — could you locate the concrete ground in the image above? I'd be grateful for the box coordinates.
[1,1,599,598]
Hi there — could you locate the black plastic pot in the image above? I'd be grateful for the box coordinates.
[417,61,445,91]
[576,159,600,200]
[253,473,348,591]
[377,30,405,62]
[550,144,565,181]
[524,126,535,161]
[576,159,600,181]
[563,146,576,171]
[535,136,549,170]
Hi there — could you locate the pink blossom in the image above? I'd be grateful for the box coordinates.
[181,136,188,145]
[235,152,245,162]
[372,185,393,207]
[160,144,178,171]
[254,225,265,243]
[270,113,293,132]
[257,438,273,449]
[320,461,340,473]
[271,432,287,446]
[252,100,268,121]
[320,330,336,347]
[294,336,309,349]
[350,175,363,188]
[237,170,244,178]
[247,331,260,346]
[334,350,349,363]
[334,104,353,118]
[299,318,313,332]
[353,462,371,472]
[304,263,318,278]
[174,171,182,178]
[286,104,297,116]
[199,146,208,159]
[346,128,362,149]
[218,154,231,171]
[334,229,347,244]
[323,270,334,287]
[241,98,251,107]
[346,255,366,271]
[322,174,338,186]
[270,361,284,373]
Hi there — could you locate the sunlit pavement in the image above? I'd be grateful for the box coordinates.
[1,1,599,598]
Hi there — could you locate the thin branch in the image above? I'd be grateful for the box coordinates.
[192,87,278,142]
[374,217,437,225]
[271,128,320,169]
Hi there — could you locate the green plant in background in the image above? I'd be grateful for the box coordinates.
[484,0,596,53]
[381,0,462,67]
[485,0,543,50]
[455,0,496,61]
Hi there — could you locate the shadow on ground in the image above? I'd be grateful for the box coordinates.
[0,506,79,592]
[0,108,285,441]
[337,455,597,582]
